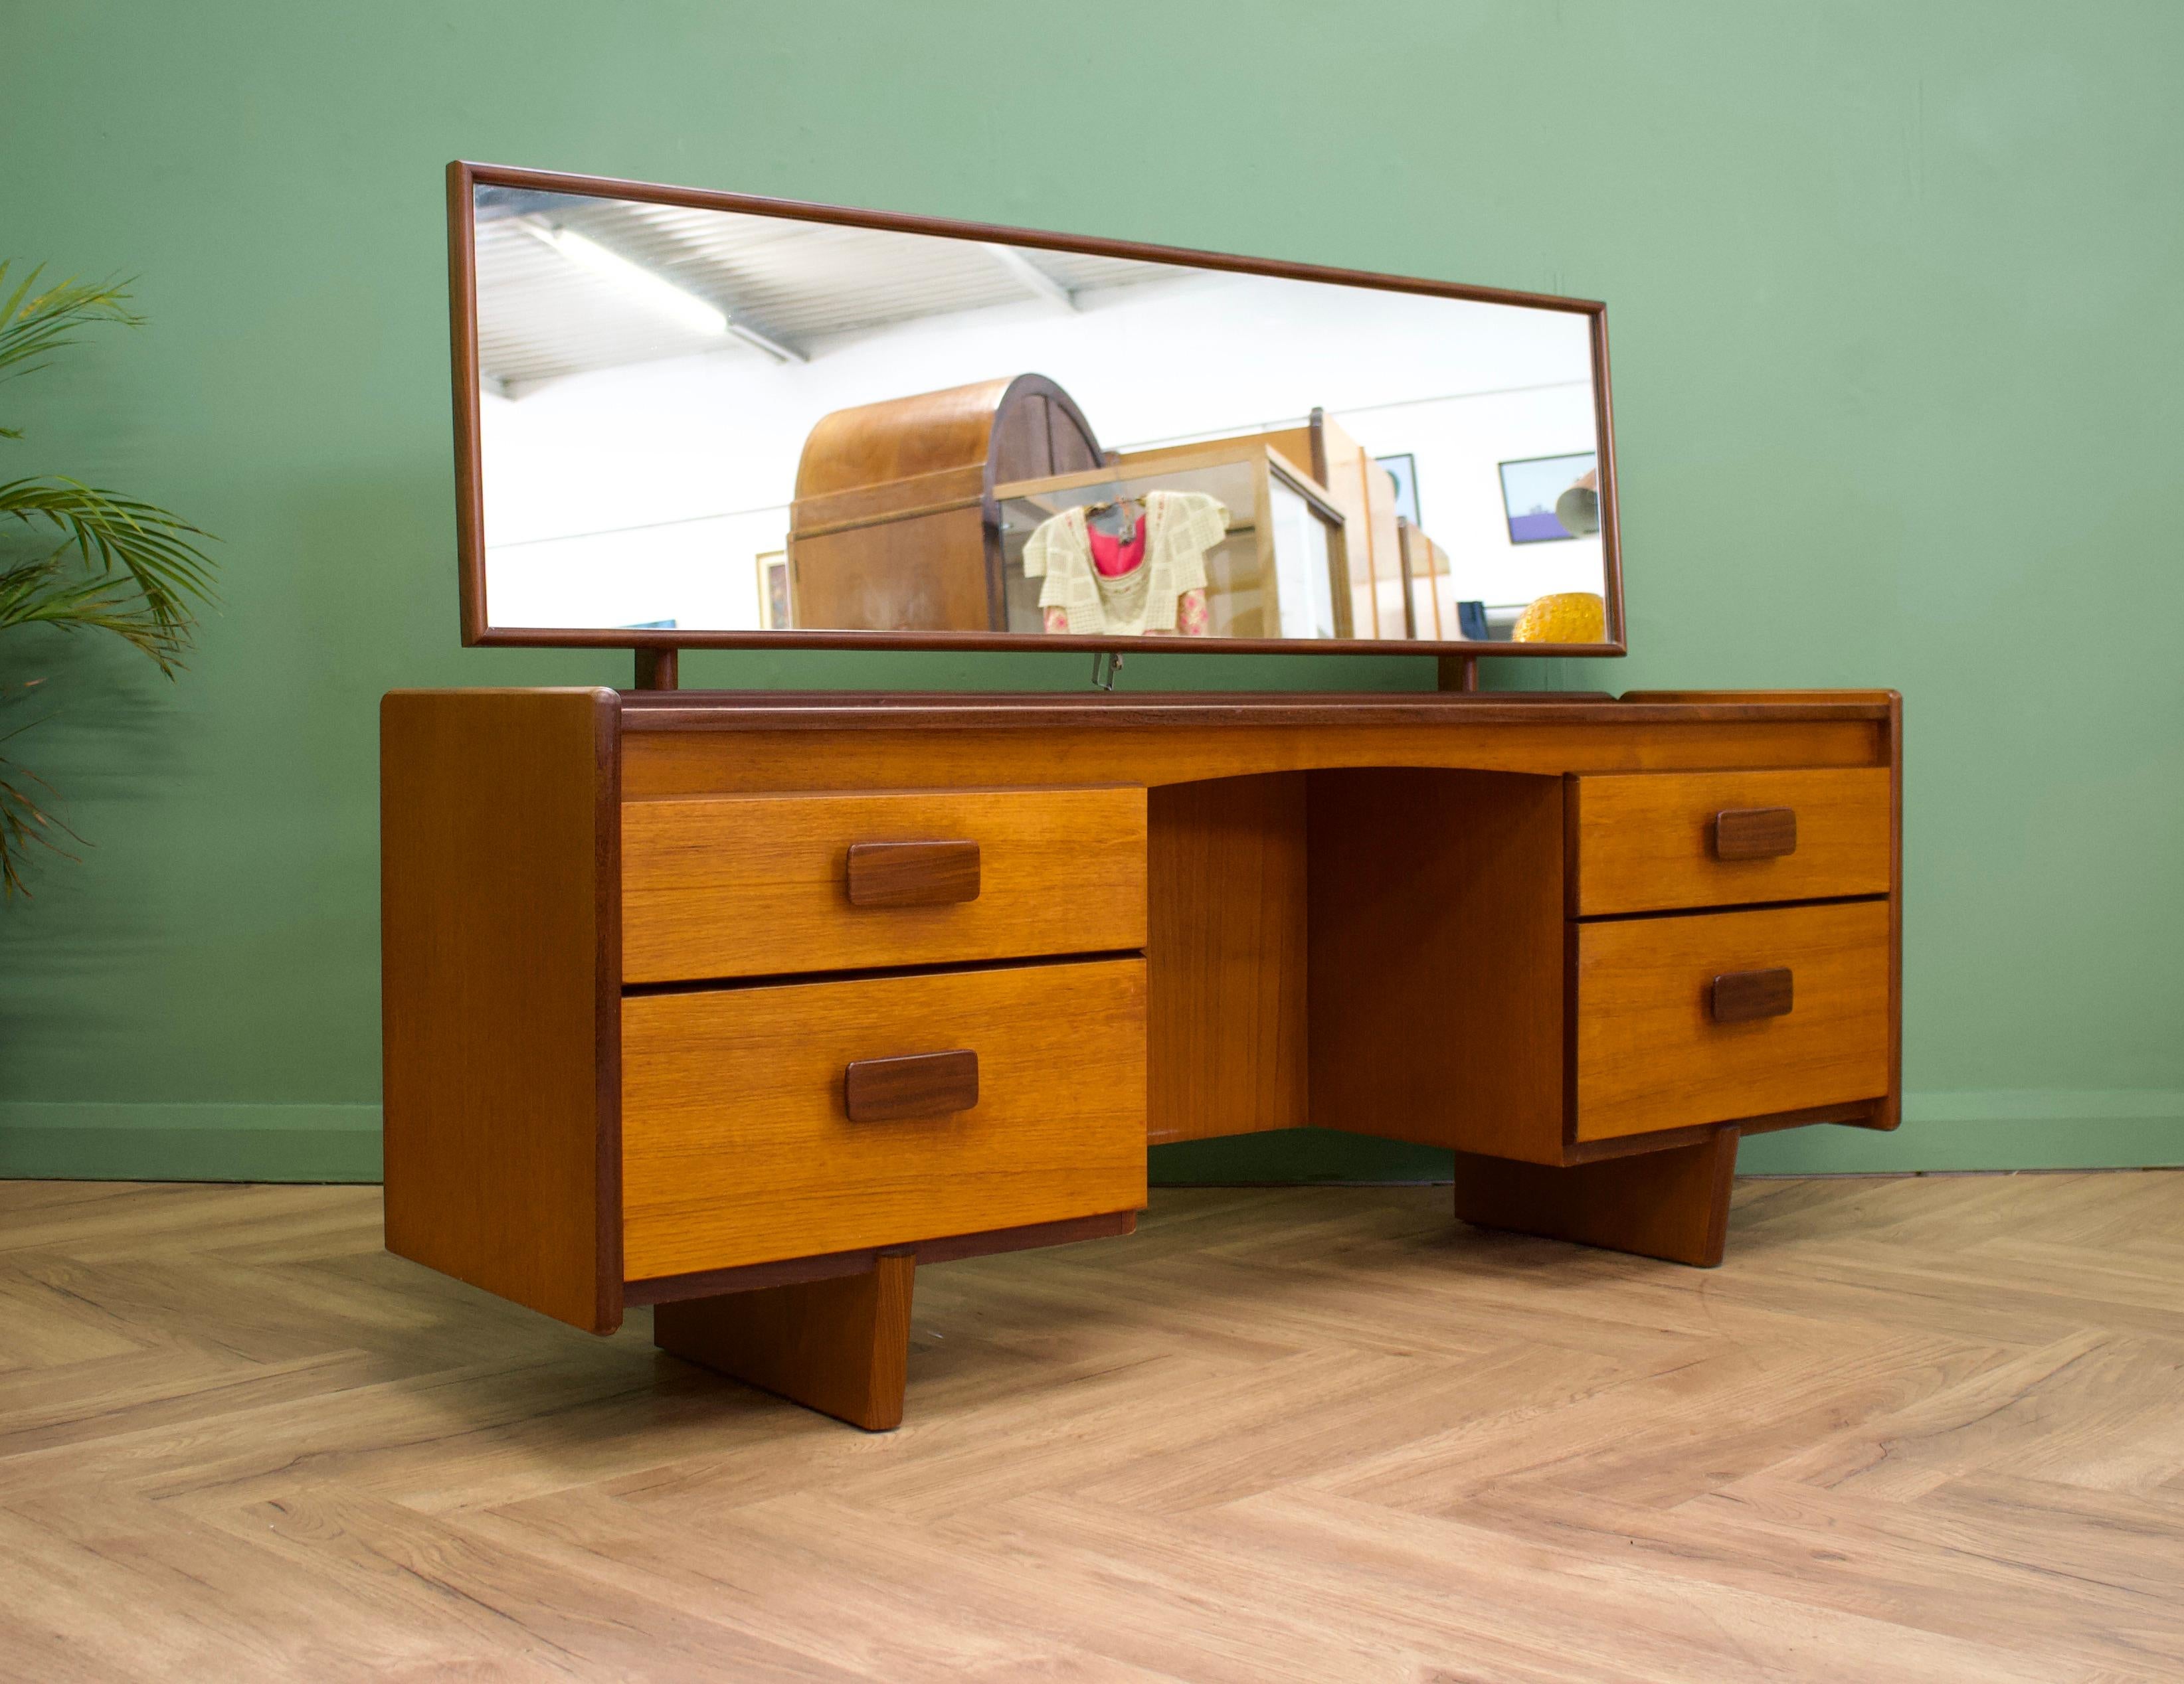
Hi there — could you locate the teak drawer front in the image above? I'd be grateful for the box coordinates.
[1570,768,1891,915]
[622,786,1147,983]
[1574,900,1890,1142]
[621,958,1147,1280]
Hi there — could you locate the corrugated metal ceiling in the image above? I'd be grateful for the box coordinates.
[476,191,1190,388]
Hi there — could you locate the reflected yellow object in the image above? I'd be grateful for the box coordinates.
[1511,591,1605,644]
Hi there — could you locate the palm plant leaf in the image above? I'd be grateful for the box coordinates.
[1,554,184,664]
[0,772,76,896]
[0,264,141,426]
[0,680,82,896]
[2,256,219,894]
[1,478,217,663]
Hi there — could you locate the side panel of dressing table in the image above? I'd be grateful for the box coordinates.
[382,689,1901,1429]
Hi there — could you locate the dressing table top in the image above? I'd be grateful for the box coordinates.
[609,689,1897,732]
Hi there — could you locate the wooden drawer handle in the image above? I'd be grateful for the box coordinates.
[1713,807,1797,861]
[1712,968,1794,1023]
[844,1050,980,1122]
[845,840,980,907]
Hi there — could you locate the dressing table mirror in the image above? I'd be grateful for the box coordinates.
[449,161,1621,681]
[385,163,1902,1431]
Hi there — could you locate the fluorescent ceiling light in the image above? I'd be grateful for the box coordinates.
[528,223,727,337]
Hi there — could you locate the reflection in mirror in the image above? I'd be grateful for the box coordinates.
[469,182,1614,646]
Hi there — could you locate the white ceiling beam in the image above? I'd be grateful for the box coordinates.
[725,319,807,365]
[979,243,1077,311]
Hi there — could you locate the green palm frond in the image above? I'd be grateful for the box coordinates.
[1,478,217,665]
[0,264,141,427]
[1,554,186,664]
[2,257,219,894]
[0,679,82,898]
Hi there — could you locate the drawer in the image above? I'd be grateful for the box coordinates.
[621,958,1147,1280]
[1574,900,1890,1142]
[622,786,1146,983]
[1569,768,1890,915]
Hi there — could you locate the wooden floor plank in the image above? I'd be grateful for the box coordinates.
[0,1173,2178,1682]
[1452,1474,2184,1673]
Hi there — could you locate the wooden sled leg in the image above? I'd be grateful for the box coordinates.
[654,1250,916,1430]
[1451,1128,1739,1267]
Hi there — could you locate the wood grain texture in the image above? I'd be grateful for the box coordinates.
[1452,1127,1739,1266]
[786,375,1103,633]
[621,959,1147,1281]
[623,711,1890,801]
[624,1209,1137,1305]
[1147,775,1309,1143]
[844,839,980,907]
[1269,414,1395,639]
[446,163,488,644]
[1576,900,1891,1142]
[1590,303,1627,645]
[653,1251,915,1432]
[844,1050,979,1122]
[788,462,984,535]
[380,688,622,1333]
[1618,688,1904,705]
[621,786,1146,983]
[786,505,996,634]
[617,691,1893,732]
[13,1173,2182,1681]
[1396,519,1451,641]
[794,375,1101,501]
[1308,770,1570,1164]
[795,377,1001,499]
[1569,766,1890,914]
[1886,690,1906,1130]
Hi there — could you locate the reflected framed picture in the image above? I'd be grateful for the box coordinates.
[756,550,791,630]
[1499,452,1597,545]
[1376,454,1420,527]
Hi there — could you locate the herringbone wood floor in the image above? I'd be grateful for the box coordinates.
[1,1172,2181,1682]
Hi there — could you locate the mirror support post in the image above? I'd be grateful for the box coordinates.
[1437,655,1479,693]
[634,647,680,691]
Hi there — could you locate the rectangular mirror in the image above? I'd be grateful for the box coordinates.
[450,163,1623,657]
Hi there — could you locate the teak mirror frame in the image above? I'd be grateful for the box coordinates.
[447,159,1627,664]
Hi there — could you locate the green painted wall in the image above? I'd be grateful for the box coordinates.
[3,2,2177,1183]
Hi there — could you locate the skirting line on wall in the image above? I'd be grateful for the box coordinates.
[1735,1090,2184,1175]
[0,1092,2177,1185]
[0,1104,384,1183]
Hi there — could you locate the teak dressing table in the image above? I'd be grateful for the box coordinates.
[382,683,1902,1430]
[383,163,1902,1430]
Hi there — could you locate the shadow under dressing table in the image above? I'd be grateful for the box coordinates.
[381,163,1902,1429]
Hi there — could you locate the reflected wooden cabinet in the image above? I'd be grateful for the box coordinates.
[381,686,1902,1432]
[783,380,1449,642]
[786,374,1104,633]
[1263,409,1413,640]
